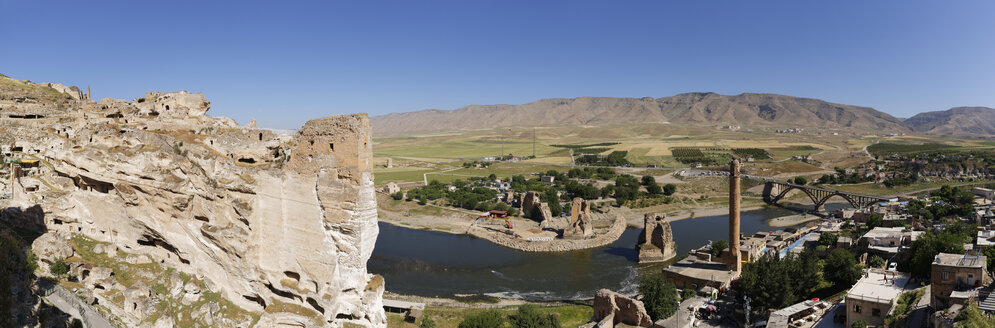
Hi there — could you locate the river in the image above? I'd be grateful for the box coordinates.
[368,207,798,301]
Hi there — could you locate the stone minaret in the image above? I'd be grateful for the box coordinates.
[728,159,742,272]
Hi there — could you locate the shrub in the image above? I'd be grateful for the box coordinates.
[459,310,504,328]
[49,258,69,276]
[509,304,560,328]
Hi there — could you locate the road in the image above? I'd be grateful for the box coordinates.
[41,283,115,328]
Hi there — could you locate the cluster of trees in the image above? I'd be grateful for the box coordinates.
[566,167,616,180]
[898,223,975,278]
[731,148,772,159]
[789,176,808,185]
[735,249,861,310]
[904,186,977,220]
[883,172,919,188]
[575,151,630,166]
[401,180,510,213]
[462,161,493,168]
[815,167,874,185]
[866,142,954,157]
[454,304,561,328]
[671,147,724,165]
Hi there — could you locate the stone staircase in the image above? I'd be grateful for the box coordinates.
[979,289,995,312]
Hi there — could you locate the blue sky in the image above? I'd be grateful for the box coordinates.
[2,1,993,129]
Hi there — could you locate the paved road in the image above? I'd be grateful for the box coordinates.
[41,284,115,328]
[907,288,931,328]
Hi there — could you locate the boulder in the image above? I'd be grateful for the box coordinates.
[31,231,73,261]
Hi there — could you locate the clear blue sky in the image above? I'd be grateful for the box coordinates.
[2,1,993,129]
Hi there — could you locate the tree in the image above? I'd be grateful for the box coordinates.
[710,240,728,257]
[867,255,885,268]
[544,190,562,217]
[639,274,678,321]
[866,213,883,229]
[818,232,839,246]
[509,304,561,328]
[851,319,870,328]
[734,253,797,310]
[488,174,497,182]
[899,226,971,278]
[955,304,995,328]
[646,183,663,195]
[49,258,69,276]
[794,176,807,185]
[663,184,677,196]
[641,175,655,186]
[824,249,861,287]
[459,310,505,328]
[391,191,404,200]
[420,317,437,328]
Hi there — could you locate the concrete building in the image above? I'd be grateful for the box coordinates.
[383,182,400,194]
[930,252,988,309]
[540,175,555,183]
[862,227,922,255]
[973,187,995,200]
[844,271,912,327]
[767,299,830,328]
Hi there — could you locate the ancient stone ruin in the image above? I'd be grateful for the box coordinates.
[637,213,677,263]
[520,191,554,226]
[587,289,653,327]
[563,197,594,239]
[0,76,386,327]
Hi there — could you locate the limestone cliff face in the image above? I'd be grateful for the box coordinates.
[0,75,385,327]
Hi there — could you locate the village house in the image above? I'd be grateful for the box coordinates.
[844,270,912,327]
[862,227,922,255]
[931,252,988,308]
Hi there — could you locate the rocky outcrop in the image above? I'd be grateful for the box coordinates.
[592,289,653,327]
[0,76,386,327]
[637,213,676,263]
[467,214,626,252]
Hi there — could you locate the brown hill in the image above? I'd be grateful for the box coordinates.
[904,107,995,136]
[371,93,910,136]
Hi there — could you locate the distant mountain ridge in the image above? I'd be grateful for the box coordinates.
[372,92,911,136]
[904,106,995,136]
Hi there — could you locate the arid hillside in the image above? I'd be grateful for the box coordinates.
[904,106,995,136]
[372,93,910,136]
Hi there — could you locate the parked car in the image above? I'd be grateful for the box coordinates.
[887,262,898,271]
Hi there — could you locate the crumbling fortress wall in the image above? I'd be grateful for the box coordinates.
[0,75,386,327]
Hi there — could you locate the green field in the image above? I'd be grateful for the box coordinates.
[387,304,593,328]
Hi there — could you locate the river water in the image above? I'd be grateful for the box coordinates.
[368,207,798,301]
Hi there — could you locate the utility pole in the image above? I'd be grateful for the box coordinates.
[532,127,536,158]
[501,129,505,160]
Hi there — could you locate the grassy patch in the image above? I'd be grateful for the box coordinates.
[387,304,592,328]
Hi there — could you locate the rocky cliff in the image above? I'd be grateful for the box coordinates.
[0,74,385,327]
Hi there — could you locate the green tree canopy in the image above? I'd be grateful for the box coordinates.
[824,249,861,287]
[663,184,677,196]
[710,240,728,257]
[638,274,678,321]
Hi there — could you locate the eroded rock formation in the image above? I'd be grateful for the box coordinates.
[0,75,386,327]
[637,213,676,263]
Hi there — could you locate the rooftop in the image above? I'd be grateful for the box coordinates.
[663,258,737,285]
[846,271,912,304]
[863,227,922,239]
[934,253,986,269]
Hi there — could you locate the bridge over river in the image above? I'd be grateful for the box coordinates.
[746,175,894,211]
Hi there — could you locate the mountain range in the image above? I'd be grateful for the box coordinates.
[371,92,995,138]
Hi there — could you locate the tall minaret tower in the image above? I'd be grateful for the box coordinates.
[728,159,742,272]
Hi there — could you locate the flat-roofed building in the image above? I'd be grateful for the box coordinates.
[845,270,913,327]
[931,252,989,309]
